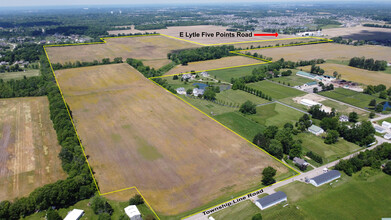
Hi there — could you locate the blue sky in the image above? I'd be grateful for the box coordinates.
[2,0,387,7]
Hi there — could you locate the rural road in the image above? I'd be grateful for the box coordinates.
[184,136,389,220]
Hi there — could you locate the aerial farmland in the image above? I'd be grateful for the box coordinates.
[0,97,66,201]
[53,63,291,216]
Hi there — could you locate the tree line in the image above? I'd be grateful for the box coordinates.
[52,57,124,70]
[348,57,388,71]
[335,143,391,176]
[0,55,96,219]
[168,45,236,65]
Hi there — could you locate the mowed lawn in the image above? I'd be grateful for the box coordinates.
[248,103,304,127]
[214,112,265,141]
[269,74,314,87]
[247,81,305,100]
[320,88,382,109]
[54,63,290,216]
[273,169,391,220]
[214,169,391,220]
[296,132,361,163]
[0,69,40,81]
[208,65,263,82]
[211,200,261,220]
[216,89,270,105]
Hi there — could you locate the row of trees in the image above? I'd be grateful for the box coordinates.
[233,83,272,101]
[168,45,235,65]
[52,57,124,70]
[348,57,387,71]
[306,151,323,164]
[335,143,391,176]
[0,56,96,219]
[310,64,325,75]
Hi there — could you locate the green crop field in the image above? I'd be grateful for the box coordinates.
[216,89,270,105]
[269,74,314,87]
[248,103,303,127]
[214,112,265,141]
[208,65,261,82]
[320,88,382,109]
[247,81,305,100]
[296,133,362,163]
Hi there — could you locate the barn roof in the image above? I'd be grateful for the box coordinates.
[256,191,287,208]
[311,170,341,185]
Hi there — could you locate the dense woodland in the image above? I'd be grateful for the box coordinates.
[336,143,391,176]
[168,45,236,65]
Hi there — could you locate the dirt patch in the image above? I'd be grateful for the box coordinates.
[0,97,66,201]
[55,63,290,215]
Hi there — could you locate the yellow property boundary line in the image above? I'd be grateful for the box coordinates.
[43,33,332,219]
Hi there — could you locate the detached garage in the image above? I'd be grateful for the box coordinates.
[255,191,287,210]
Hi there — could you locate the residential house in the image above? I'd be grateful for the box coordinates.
[124,205,142,220]
[309,170,341,187]
[308,125,324,136]
[293,157,309,170]
[255,191,287,210]
[200,71,209,77]
[64,209,84,220]
[176,87,186,95]
[182,73,192,80]
[193,88,204,97]
[384,133,391,140]
[339,115,349,122]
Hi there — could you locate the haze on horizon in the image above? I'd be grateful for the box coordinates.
[1,0,390,7]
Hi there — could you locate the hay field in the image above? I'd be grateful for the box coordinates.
[164,56,262,76]
[46,35,199,69]
[243,43,391,63]
[322,25,391,41]
[108,25,295,45]
[0,97,66,201]
[301,63,391,87]
[55,63,289,215]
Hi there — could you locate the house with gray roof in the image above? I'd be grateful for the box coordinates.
[309,170,341,187]
[255,191,287,210]
[293,157,308,170]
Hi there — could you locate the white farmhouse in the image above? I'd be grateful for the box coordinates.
[375,125,386,134]
[201,71,209,77]
[64,209,84,220]
[193,88,204,97]
[176,87,186,95]
[308,125,324,136]
[384,133,391,140]
[124,205,142,220]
